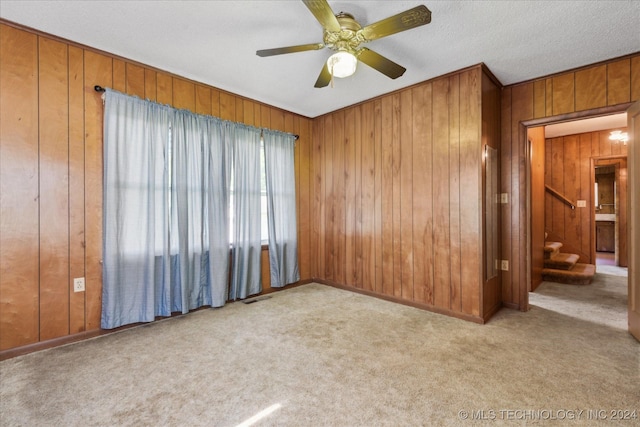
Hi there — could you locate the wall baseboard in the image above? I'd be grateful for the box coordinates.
[313,278,487,324]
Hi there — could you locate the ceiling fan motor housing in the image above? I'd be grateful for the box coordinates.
[323,12,366,53]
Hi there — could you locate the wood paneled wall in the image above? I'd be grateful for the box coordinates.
[0,23,312,351]
[501,53,640,309]
[310,65,500,322]
[544,129,628,264]
[529,127,545,291]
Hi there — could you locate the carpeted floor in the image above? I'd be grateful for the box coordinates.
[1,277,638,426]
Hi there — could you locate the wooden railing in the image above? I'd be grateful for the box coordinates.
[545,185,575,210]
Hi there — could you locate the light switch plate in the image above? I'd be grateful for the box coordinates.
[577,200,586,208]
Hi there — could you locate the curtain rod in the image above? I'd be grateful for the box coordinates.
[94,85,299,140]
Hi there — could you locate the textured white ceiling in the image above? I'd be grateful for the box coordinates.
[1,1,639,118]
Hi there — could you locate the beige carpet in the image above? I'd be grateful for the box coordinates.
[1,279,638,426]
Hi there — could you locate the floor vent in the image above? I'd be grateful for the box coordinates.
[243,295,272,305]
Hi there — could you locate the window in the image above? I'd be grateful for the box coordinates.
[229,139,269,244]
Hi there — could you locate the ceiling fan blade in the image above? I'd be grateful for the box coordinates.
[257,43,324,57]
[314,62,332,88]
[302,0,341,32]
[356,48,406,79]
[361,5,431,41]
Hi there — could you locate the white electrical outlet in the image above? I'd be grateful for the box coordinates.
[500,193,509,204]
[73,277,85,292]
[501,260,509,271]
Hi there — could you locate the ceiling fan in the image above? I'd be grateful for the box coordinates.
[256,0,432,88]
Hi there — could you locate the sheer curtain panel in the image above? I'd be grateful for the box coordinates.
[229,125,263,300]
[102,90,230,329]
[263,130,300,287]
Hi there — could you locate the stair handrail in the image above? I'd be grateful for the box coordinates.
[545,185,575,210]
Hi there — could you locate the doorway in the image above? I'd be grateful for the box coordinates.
[593,157,628,269]
[526,111,630,295]
[526,112,630,331]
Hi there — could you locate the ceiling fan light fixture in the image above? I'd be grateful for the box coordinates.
[327,51,357,78]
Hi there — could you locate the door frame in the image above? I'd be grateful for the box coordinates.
[520,103,633,311]
[592,156,628,266]
[627,100,640,342]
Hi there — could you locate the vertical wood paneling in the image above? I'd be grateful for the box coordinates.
[324,114,334,281]
[598,129,612,156]
[380,95,394,296]
[552,73,575,114]
[391,94,402,298]
[463,70,483,316]
[125,63,145,97]
[448,76,461,311]
[510,83,533,309]
[575,65,606,111]
[344,108,357,287]
[333,109,346,285]
[112,59,125,92]
[242,99,254,125]
[298,118,312,280]
[173,78,195,111]
[578,134,592,257]
[607,59,630,106]
[372,99,383,294]
[84,50,112,330]
[551,137,565,239]
[0,25,40,350]
[533,80,546,119]
[411,83,432,305]
[400,89,414,300]
[361,102,376,292]
[68,45,86,334]
[260,105,270,128]
[260,249,271,290]
[563,135,580,250]
[38,37,70,341]
[353,107,363,289]
[545,79,553,117]
[311,67,491,320]
[500,87,513,305]
[219,92,235,120]
[195,85,212,115]
[544,138,553,233]
[156,72,172,105]
[210,89,221,118]
[270,108,284,132]
[632,56,640,101]
[312,118,324,278]
[529,127,545,292]
[235,96,244,123]
[144,69,157,102]
[432,78,451,308]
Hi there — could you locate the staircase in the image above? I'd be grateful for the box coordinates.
[542,241,596,285]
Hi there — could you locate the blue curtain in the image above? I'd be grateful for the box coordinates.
[263,130,300,287]
[102,91,172,329]
[102,89,296,329]
[229,125,263,300]
[102,90,231,329]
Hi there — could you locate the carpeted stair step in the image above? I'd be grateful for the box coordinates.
[544,242,562,260]
[544,252,579,270]
[542,263,596,285]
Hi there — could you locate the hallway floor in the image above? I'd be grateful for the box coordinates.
[595,251,628,277]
